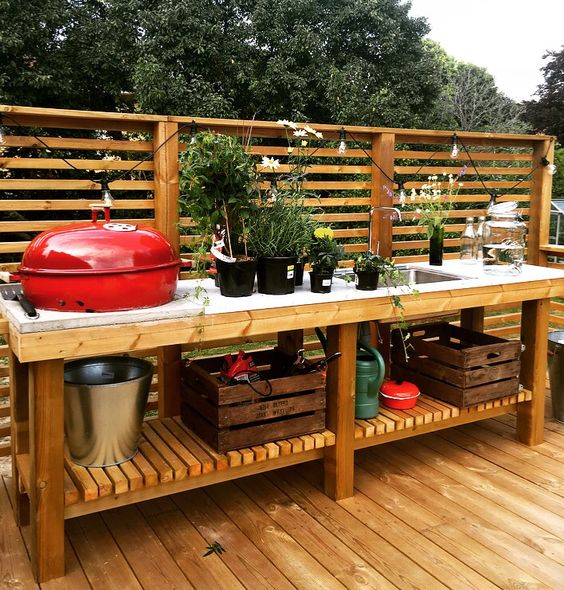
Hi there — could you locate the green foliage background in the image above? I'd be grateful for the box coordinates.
[0,0,528,133]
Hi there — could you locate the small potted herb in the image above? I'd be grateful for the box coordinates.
[308,228,344,293]
[353,252,391,291]
[179,132,258,297]
[248,191,318,294]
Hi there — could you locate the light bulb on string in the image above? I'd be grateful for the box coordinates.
[337,127,347,155]
[0,115,5,144]
[450,133,459,159]
[541,156,557,176]
[100,178,114,206]
[398,181,407,205]
[189,121,198,145]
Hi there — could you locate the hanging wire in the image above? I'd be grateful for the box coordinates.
[456,133,554,206]
[1,112,83,171]
[345,129,397,186]
[0,111,197,186]
[111,121,195,182]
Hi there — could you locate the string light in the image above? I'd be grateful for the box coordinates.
[450,133,459,159]
[99,178,114,206]
[189,120,198,145]
[337,127,347,155]
[398,181,407,205]
[0,115,5,144]
[541,156,557,176]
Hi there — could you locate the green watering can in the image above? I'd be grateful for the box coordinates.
[355,342,385,419]
[314,328,385,419]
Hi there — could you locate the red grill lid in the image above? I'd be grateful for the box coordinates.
[380,379,420,399]
[20,221,180,275]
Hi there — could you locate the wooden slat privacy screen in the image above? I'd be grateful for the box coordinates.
[0,105,559,456]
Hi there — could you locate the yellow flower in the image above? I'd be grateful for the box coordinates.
[314,227,334,239]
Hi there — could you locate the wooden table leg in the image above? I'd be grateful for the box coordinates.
[9,350,30,526]
[517,298,549,446]
[324,323,356,500]
[29,359,65,582]
[277,329,304,356]
[158,344,182,418]
[460,307,485,332]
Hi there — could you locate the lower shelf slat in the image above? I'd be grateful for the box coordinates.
[56,419,336,513]
[354,390,532,448]
[14,391,532,519]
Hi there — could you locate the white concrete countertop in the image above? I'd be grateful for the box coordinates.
[3,260,564,335]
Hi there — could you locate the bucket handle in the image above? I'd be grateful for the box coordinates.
[357,342,385,378]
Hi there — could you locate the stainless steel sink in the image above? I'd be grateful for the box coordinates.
[335,265,468,286]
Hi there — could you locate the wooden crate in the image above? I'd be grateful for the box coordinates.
[391,322,521,407]
[180,349,326,452]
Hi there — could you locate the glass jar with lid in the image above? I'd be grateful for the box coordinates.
[482,201,526,274]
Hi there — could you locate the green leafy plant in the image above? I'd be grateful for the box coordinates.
[248,120,323,258]
[248,194,318,257]
[309,228,345,273]
[353,252,391,273]
[203,541,225,557]
[179,132,258,259]
[409,173,462,237]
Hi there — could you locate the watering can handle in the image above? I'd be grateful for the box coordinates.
[357,342,386,379]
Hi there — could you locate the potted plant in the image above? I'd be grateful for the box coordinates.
[308,228,344,293]
[353,252,391,291]
[248,120,321,295]
[179,132,258,297]
[248,190,318,294]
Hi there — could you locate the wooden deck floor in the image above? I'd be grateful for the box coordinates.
[2,407,564,589]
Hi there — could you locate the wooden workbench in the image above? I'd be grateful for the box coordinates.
[7,262,564,581]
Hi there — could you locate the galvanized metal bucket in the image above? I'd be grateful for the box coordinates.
[64,356,153,467]
[548,331,564,424]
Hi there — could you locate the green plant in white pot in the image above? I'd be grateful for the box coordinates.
[179,132,258,297]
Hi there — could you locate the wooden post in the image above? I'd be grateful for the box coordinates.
[153,121,180,255]
[157,345,182,418]
[370,132,396,258]
[9,350,29,526]
[324,323,356,500]
[29,359,65,582]
[460,307,485,332]
[277,330,304,356]
[517,298,549,445]
[528,138,554,266]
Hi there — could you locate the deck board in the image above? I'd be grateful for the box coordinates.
[2,402,564,589]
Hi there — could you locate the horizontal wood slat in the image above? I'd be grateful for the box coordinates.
[0,158,154,171]
[395,150,532,161]
[0,135,153,152]
[395,166,533,176]
[0,179,153,190]
[0,199,154,210]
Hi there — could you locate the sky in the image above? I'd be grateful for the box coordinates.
[406,0,564,102]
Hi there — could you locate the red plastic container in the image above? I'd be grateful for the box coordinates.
[19,206,180,312]
[380,379,420,409]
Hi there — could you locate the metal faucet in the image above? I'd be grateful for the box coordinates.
[367,206,402,254]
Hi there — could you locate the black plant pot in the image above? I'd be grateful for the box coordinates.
[354,269,380,291]
[294,257,307,286]
[257,256,297,295]
[309,271,333,293]
[216,258,257,297]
